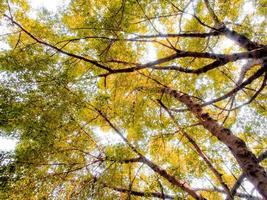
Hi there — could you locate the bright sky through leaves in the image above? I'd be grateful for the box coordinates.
[29,0,68,12]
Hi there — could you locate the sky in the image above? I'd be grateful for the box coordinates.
[0,136,17,151]
[29,0,68,12]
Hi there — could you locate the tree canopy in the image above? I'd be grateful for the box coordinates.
[0,0,266,199]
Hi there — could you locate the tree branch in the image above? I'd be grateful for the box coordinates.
[93,107,205,200]
[4,14,112,72]
[157,99,233,199]
[203,0,263,51]
[99,47,267,77]
[99,181,176,199]
[194,188,262,200]
[202,67,266,106]
[230,150,267,199]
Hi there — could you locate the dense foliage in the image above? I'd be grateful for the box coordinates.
[0,0,266,199]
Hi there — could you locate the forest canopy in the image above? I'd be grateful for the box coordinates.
[0,0,267,199]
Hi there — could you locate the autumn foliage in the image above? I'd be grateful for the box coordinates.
[0,0,266,199]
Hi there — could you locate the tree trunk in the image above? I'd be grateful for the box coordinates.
[162,87,267,198]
